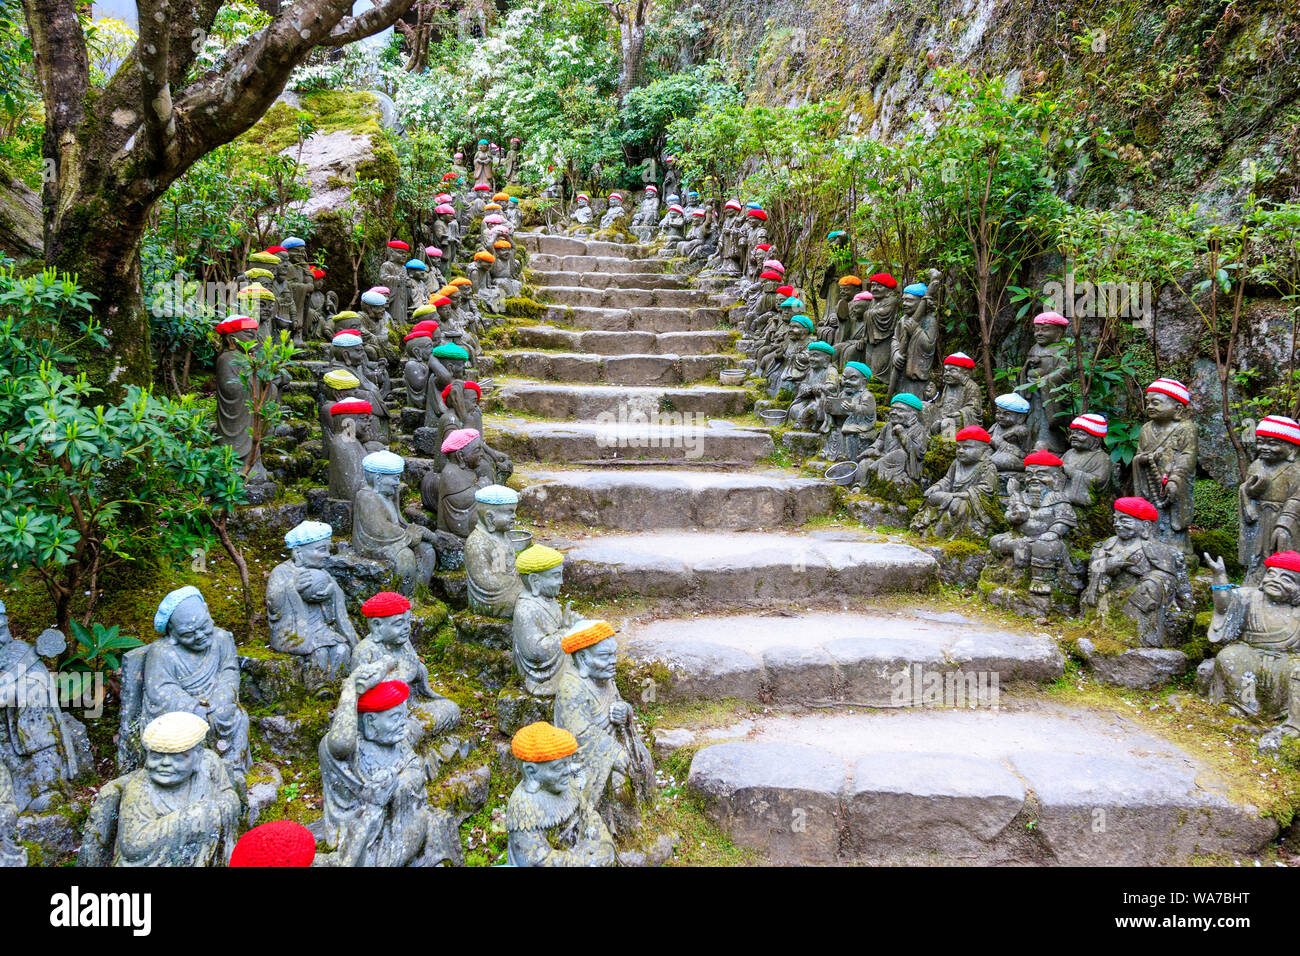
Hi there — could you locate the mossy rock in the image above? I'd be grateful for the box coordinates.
[503,296,547,320]
[922,434,956,486]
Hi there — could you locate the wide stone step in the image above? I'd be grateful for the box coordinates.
[485,419,775,464]
[495,350,728,385]
[543,285,713,309]
[543,305,726,332]
[519,233,653,259]
[516,468,833,530]
[559,531,935,602]
[491,381,750,419]
[682,703,1278,865]
[528,254,670,275]
[620,609,1063,704]
[515,325,735,356]
[529,270,689,291]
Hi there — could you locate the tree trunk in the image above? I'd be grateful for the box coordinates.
[617,19,646,101]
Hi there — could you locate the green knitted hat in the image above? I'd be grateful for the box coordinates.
[432,343,470,361]
[807,340,835,355]
[890,393,924,411]
[845,361,873,380]
[790,315,814,332]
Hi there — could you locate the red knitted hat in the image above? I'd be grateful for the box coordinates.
[215,316,258,335]
[357,679,411,713]
[747,209,768,220]
[1114,496,1158,521]
[441,381,483,401]
[760,270,782,281]
[330,400,372,416]
[869,273,898,289]
[403,330,433,342]
[387,240,410,250]
[265,245,287,254]
[432,296,452,307]
[776,285,795,297]
[311,268,326,279]
[1265,551,1300,574]
[955,426,991,443]
[755,244,772,252]
[943,352,976,368]
[412,320,440,334]
[361,591,411,617]
[229,820,317,867]
[1024,450,1063,467]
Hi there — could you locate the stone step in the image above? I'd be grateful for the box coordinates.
[542,285,713,309]
[485,419,775,464]
[543,304,727,332]
[515,325,735,356]
[516,468,833,530]
[528,254,671,275]
[620,609,1063,705]
[529,270,689,291]
[519,233,656,259]
[558,531,935,602]
[682,702,1278,865]
[491,381,750,419]
[495,351,729,385]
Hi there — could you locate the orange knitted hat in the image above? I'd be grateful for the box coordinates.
[511,721,578,762]
[560,619,615,654]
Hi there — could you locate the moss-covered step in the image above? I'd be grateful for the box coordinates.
[515,325,734,356]
[493,350,731,386]
[529,269,688,291]
[528,253,671,275]
[518,233,655,259]
[541,304,725,333]
[491,381,750,419]
[541,285,716,310]
[484,417,775,464]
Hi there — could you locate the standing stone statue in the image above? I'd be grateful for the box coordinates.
[832,290,870,367]
[1017,311,1074,453]
[911,426,1000,539]
[465,485,524,618]
[1061,413,1113,507]
[600,192,627,230]
[472,139,494,188]
[402,328,437,418]
[817,231,854,332]
[215,314,277,482]
[440,381,513,484]
[1133,378,1197,560]
[1206,550,1300,750]
[553,621,655,839]
[506,721,615,867]
[265,521,359,682]
[1240,415,1300,585]
[351,451,438,595]
[504,137,522,183]
[404,258,430,313]
[856,272,901,375]
[512,546,581,697]
[704,199,743,275]
[280,236,311,344]
[856,393,929,495]
[990,392,1032,484]
[119,587,250,775]
[824,361,878,462]
[0,599,82,812]
[433,203,461,266]
[1083,497,1194,647]
[989,451,1080,596]
[80,712,240,867]
[928,352,984,439]
[326,399,374,502]
[888,276,940,399]
[305,266,336,342]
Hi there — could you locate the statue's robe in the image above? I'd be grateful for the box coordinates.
[858,418,928,492]
[319,735,433,867]
[599,205,626,230]
[889,310,937,399]
[930,378,984,439]
[505,779,615,867]
[1062,446,1113,507]
[140,632,249,773]
[0,639,79,809]
[510,592,570,696]
[912,458,1001,539]
[1084,535,1192,647]
[352,485,434,593]
[1210,588,1300,729]
[1019,341,1072,451]
[464,526,522,618]
[788,365,839,432]
[428,463,485,539]
[265,561,358,658]
[1240,458,1300,583]
[215,349,257,473]
[1132,418,1197,553]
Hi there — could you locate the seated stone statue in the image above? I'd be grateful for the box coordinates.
[787,341,840,432]
[402,328,437,415]
[599,192,627,230]
[326,399,374,502]
[1062,413,1114,507]
[1083,497,1193,647]
[553,620,655,839]
[506,721,615,867]
[658,202,687,248]
[1206,550,1300,750]
[928,352,983,440]
[352,451,438,596]
[855,393,928,495]
[348,592,461,754]
[440,381,513,485]
[265,521,359,683]
[424,427,490,539]
[465,485,524,618]
[629,185,660,240]
[911,426,1000,539]
[1239,416,1300,585]
[318,673,453,866]
[79,712,241,866]
[823,361,878,462]
[990,392,1032,485]
[989,451,1080,596]
[119,587,249,775]
[567,193,595,233]
[512,546,581,697]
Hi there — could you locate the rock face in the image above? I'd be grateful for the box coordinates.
[290,128,384,221]
[1076,638,1188,690]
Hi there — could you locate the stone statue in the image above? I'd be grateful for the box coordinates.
[658,202,687,248]
[512,546,581,697]
[823,361,878,462]
[854,273,902,375]
[305,266,336,342]
[504,137,522,183]
[326,330,391,444]
[630,185,660,241]
[928,352,984,440]
[425,428,489,539]
[265,521,359,682]
[439,381,513,484]
[281,236,311,344]
[326,399,374,502]
[351,451,438,595]
[763,313,813,397]
[989,451,1080,596]
[433,203,461,267]
[911,426,1000,539]
[0,762,25,866]
[267,250,297,343]
[404,258,430,313]
[472,139,494,188]
[359,289,393,362]
[817,231,854,333]
[402,328,437,417]
[888,275,940,400]
[600,192,627,230]
[553,621,655,839]
[1132,378,1197,559]
[855,393,928,495]
[0,599,82,812]
[1083,497,1194,647]
[506,722,615,867]
[704,199,743,276]
[215,314,283,483]
[568,193,595,233]
[1017,311,1073,453]
[832,290,870,367]
[990,392,1032,480]
[787,341,840,432]
[1206,549,1300,749]
[119,587,250,775]
[380,241,414,327]
[79,712,241,866]
[465,485,524,618]
[1240,416,1300,585]
[1061,413,1114,507]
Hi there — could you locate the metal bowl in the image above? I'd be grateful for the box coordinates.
[759,408,788,426]
[506,529,534,552]
[824,461,858,485]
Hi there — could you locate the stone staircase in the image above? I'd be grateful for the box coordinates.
[493,232,1279,866]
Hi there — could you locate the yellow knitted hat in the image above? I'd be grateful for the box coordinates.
[238,283,275,301]
[511,722,578,762]
[516,544,564,575]
[248,251,280,265]
[323,369,360,390]
[141,712,209,753]
[411,304,438,318]
[244,267,274,281]
[560,619,615,654]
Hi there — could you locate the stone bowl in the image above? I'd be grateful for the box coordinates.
[824,461,858,486]
[506,529,534,552]
[719,368,746,386]
[759,408,788,427]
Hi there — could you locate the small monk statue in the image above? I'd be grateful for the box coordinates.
[888,276,940,400]
[214,314,281,481]
[504,137,522,183]
[326,399,374,502]
[990,392,1032,483]
[554,621,655,839]
[1206,549,1300,749]
[425,428,489,538]
[358,288,393,361]
[990,451,1080,596]
[119,587,250,775]
[79,712,241,866]
[506,722,616,867]
[824,361,878,461]
[1061,413,1114,507]
[325,330,391,444]
[512,546,581,697]
[857,272,902,375]
[658,201,687,248]
[832,290,870,366]
[433,203,461,265]
[787,341,840,432]
[911,426,1000,539]
[402,327,437,416]
[600,192,627,230]
[817,231,854,332]
[1083,497,1194,647]
[439,381,513,484]
[265,521,359,682]
[630,185,660,240]
[856,393,928,495]
[1018,311,1074,453]
[305,266,336,342]
[568,193,595,233]
[928,352,983,440]
[1133,378,1197,560]
[1239,416,1300,585]
[464,485,524,618]
[280,236,311,343]
[472,139,494,188]
[351,451,438,595]
[704,199,743,275]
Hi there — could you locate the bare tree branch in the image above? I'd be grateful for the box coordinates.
[136,0,176,165]
[323,0,418,47]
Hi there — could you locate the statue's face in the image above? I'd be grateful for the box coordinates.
[408,339,432,359]
[373,473,401,497]
[841,367,865,392]
[294,538,331,570]
[994,407,1023,428]
[849,300,868,319]
[1112,513,1145,540]
[361,701,408,746]
[480,502,517,533]
[577,198,589,208]
[1024,465,1057,497]
[1257,436,1297,463]
[388,248,405,264]
[526,755,574,796]
[1068,428,1100,451]
[1144,391,1180,421]
[233,329,257,346]
[448,360,466,378]
[369,611,412,648]
[407,267,424,280]
[457,439,483,469]
[168,597,214,652]
[942,365,966,387]
[809,350,830,369]
[272,262,287,281]
[144,745,203,790]
[576,636,617,680]
[610,198,621,208]
[887,405,909,427]
[1261,567,1300,606]
[956,440,988,464]
[336,345,362,366]
[1032,323,1065,346]
[901,292,921,309]
[527,564,564,598]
